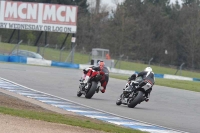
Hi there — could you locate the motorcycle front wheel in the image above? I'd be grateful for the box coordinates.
[77,91,82,97]
[116,94,123,105]
[116,99,122,105]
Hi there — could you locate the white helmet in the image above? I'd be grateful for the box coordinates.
[144,67,152,72]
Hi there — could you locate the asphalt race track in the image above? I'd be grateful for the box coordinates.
[0,63,199,133]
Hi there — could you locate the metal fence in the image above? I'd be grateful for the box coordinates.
[0,39,198,75]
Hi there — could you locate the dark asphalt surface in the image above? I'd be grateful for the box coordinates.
[0,63,199,133]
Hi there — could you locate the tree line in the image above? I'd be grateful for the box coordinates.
[1,0,200,70]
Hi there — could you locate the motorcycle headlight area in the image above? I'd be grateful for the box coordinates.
[124,86,132,92]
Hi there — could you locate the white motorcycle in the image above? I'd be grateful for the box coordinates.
[116,77,153,108]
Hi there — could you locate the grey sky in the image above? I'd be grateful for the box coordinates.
[100,0,183,9]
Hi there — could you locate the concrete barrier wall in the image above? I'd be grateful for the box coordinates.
[27,58,51,66]
[0,55,199,82]
[164,74,193,81]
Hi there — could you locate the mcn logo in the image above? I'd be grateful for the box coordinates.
[3,1,77,25]
[4,2,38,23]
[43,5,77,25]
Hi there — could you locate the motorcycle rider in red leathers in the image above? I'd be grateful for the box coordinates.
[82,61,109,93]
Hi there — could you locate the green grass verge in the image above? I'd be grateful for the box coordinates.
[0,106,145,133]
[110,74,200,92]
[114,61,200,79]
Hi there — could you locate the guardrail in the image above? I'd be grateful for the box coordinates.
[0,55,199,82]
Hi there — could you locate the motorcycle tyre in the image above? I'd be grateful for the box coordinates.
[128,91,144,108]
[116,94,123,105]
[77,91,82,97]
[116,99,122,105]
[85,81,97,99]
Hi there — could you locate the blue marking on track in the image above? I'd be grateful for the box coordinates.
[0,79,185,133]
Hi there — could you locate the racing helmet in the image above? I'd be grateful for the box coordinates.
[144,67,152,72]
[97,60,105,70]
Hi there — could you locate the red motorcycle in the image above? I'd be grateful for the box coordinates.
[77,71,103,99]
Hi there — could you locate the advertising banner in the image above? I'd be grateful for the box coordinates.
[0,1,78,33]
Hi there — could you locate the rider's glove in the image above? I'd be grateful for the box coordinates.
[83,70,87,74]
[131,74,137,80]
[127,77,131,84]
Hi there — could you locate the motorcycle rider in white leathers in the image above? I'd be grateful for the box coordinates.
[128,67,155,102]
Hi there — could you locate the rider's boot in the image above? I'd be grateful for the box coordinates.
[144,93,150,102]
[144,97,149,102]
[100,86,105,93]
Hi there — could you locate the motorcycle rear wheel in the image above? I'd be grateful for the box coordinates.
[128,91,144,108]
